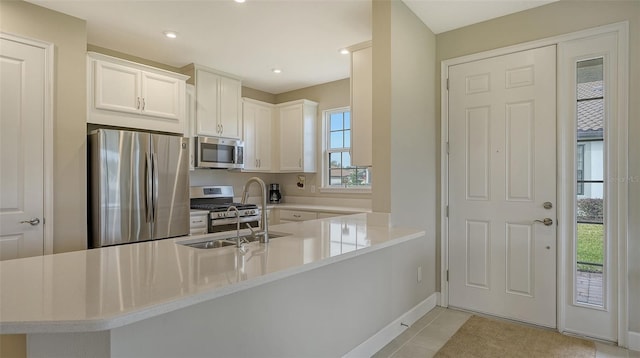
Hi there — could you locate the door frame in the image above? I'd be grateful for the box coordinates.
[440,22,629,346]
[1,32,55,255]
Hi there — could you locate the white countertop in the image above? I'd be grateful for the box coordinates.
[0,213,423,334]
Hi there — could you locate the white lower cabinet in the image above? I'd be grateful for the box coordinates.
[190,211,208,235]
[273,209,360,224]
[278,209,317,223]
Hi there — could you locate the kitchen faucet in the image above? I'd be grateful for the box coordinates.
[241,177,269,243]
[226,205,245,249]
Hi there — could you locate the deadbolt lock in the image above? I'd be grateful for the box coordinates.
[543,202,553,210]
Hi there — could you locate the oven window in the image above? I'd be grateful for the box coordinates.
[201,143,234,164]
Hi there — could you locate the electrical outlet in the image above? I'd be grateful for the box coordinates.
[417,265,422,283]
[310,185,316,193]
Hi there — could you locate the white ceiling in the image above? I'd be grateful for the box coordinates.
[403,0,557,35]
[27,0,556,95]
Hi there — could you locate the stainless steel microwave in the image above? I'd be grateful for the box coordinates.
[194,136,244,169]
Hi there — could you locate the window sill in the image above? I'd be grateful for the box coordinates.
[319,187,372,194]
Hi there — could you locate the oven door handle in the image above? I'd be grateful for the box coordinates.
[210,216,260,226]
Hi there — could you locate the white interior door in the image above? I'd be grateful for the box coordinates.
[448,45,557,327]
[0,36,46,260]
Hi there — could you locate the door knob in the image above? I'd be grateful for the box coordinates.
[20,218,40,226]
[534,218,553,226]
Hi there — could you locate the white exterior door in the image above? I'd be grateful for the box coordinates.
[0,36,47,260]
[448,45,557,327]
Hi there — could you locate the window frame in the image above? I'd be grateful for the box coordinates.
[320,107,371,193]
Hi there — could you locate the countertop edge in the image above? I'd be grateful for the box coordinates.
[0,228,425,334]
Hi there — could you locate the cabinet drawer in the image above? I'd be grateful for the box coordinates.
[190,227,208,236]
[190,214,208,229]
[278,210,317,222]
[317,212,342,219]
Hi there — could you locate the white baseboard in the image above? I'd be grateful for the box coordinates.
[628,331,640,352]
[343,293,438,358]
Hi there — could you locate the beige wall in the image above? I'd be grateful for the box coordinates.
[389,0,437,248]
[371,0,393,213]
[0,1,88,354]
[275,78,350,112]
[371,0,437,295]
[242,86,276,104]
[435,0,640,333]
[1,0,88,254]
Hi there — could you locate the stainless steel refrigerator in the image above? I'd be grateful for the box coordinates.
[89,128,190,248]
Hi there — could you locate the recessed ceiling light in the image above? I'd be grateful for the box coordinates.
[272,68,282,74]
[234,0,246,3]
[339,48,350,55]
[163,31,178,39]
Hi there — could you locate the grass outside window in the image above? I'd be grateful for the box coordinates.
[576,223,604,273]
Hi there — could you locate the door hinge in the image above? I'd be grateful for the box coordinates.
[446,270,449,282]
[446,78,449,90]
[446,141,449,155]
[445,205,449,218]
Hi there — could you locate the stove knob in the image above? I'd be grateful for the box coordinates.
[247,210,254,215]
[218,213,225,218]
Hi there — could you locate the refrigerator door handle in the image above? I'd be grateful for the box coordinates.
[145,152,153,223]
[152,153,159,222]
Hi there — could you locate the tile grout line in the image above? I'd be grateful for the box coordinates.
[386,308,447,358]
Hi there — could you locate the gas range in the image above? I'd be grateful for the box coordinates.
[190,186,260,233]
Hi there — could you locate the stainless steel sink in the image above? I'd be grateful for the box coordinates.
[181,232,291,249]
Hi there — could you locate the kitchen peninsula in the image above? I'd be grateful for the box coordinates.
[0,214,433,357]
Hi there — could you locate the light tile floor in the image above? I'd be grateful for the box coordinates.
[373,307,639,358]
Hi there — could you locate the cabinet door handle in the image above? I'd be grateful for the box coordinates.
[293,214,301,218]
[142,98,146,110]
[137,97,141,110]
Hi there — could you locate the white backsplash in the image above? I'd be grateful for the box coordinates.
[189,169,371,210]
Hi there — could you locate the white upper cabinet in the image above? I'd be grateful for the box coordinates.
[87,52,187,134]
[350,42,372,167]
[219,76,242,139]
[278,99,318,173]
[243,98,274,172]
[182,64,242,139]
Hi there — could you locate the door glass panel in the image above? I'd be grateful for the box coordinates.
[575,58,604,307]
